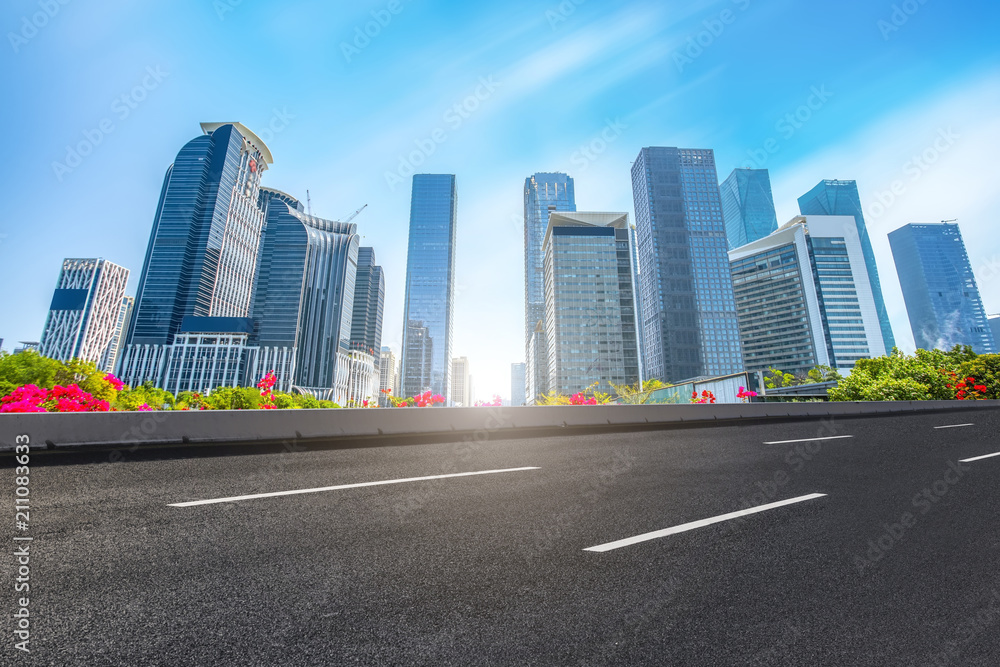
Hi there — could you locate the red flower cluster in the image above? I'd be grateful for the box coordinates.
[947,374,988,400]
[0,384,110,413]
[392,390,446,407]
[737,386,758,402]
[691,390,717,404]
[256,370,278,409]
[569,392,598,405]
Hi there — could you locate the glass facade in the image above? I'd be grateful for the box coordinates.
[888,223,997,353]
[720,168,778,250]
[510,362,526,406]
[631,147,744,382]
[350,247,385,355]
[401,174,457,399]
[524,172,576,402]
[798,180,896,351]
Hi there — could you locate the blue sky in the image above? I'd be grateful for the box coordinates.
[2,0,999,398]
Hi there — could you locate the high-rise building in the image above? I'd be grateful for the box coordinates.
[730,216,887,375]
[524,173,576,403]
[350,247,385,355]
[510,362,526,406]
[451,356,471,406]
[378,347,398,406]
[107,296,134,375]
[119,122,272,393]
[249,188,374,403]
[888,223,996,353]
[401,174,457,400]
[631,147,744,382]
[720,168,779,250]
[39,258,130,372]
[543,211,640,395]
[989,316,1000,348]
[798,180,895,351]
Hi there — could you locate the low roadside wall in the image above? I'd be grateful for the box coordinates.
[2,400,998,453]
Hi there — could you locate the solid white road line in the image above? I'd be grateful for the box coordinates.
[763,435,853,445]
[934,424,975,430]
[960,451,1000,464]
[169,467,541,507]
[583,493,827,553]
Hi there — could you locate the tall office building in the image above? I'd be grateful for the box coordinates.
[119,122,272,393]
[400,174,457,400]
[798,180,895,351]
[249,188,374,403]
[989,316,1000,348]
[888,223,996,353]
[543,212,640,395]
[730,216,887,374]
[720,168,778,250]
[451,356,471,406]
[350,247,385,355]
[631,147,744,382]
[39,258,130,372]
[378,346,398,406]
[106,296,134,374]
[510,362,526,406]
[524,173,576,403]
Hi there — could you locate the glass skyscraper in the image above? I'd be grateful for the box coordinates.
[798,180,896,351]
[720,168,778,250]
[350,246,385,355]
[400,174,457,400]
[888,223,996,353]
[631,147,744,382]
[524,172,576,403]
[120,122,272,391]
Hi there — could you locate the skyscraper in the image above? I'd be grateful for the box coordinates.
[39,258,130,372]
[720,168,778,250]
[401,174,457,400]
[543,211,640,395]
[798,180,896,351]
[250,188,371,402]
[524,173,576,403]
[510,362,526,406]
[378,346,398,406]
[989,315,1000,348]
[451,356,471,406]
[631,147,744,382]
[107,296,134,374]
[350,247,385,355]
[119,122,272,392]
[888,223,996,353]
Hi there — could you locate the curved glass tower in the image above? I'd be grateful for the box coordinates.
[720,168,778,250]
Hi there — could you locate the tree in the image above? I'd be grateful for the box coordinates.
[0,350,63,397]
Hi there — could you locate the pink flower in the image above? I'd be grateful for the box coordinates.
[104,374,125,391]
[137,404,153,412]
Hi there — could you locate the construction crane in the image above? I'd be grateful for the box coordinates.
[343,203,368,223]
[306,190,312,216]
[941,218,957,223]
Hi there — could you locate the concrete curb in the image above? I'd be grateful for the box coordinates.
[2,401,998,453]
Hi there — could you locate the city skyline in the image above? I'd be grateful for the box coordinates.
[3,1,1000,398]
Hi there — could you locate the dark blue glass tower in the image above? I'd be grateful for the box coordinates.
[631,147,744,382]
[888,223,996,353]
[720,168,778,249]
[350,247,385,355]
[400,174,457,399]
[798,180,896,351]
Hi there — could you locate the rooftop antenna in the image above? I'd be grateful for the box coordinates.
[306,190,313,216]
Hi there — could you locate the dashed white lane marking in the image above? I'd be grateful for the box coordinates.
[583,493,828,553]
[169,467,541,507]
[763,435,853,445]
[934,423,975,430]
[960,451,1000,464]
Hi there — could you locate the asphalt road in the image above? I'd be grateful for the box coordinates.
[4,407,1000,666]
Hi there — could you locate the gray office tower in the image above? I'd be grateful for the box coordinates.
[524,172,576,403]
[119,122,272,393]
[888,222,996,353]
[400,174,457,400]
[350,247,385,355]
[720,168,778,249]
[631,148,744,382]
[510,362,526,406]
[798,180,895,351]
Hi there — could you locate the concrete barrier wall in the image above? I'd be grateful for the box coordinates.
[2,400,998,453]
